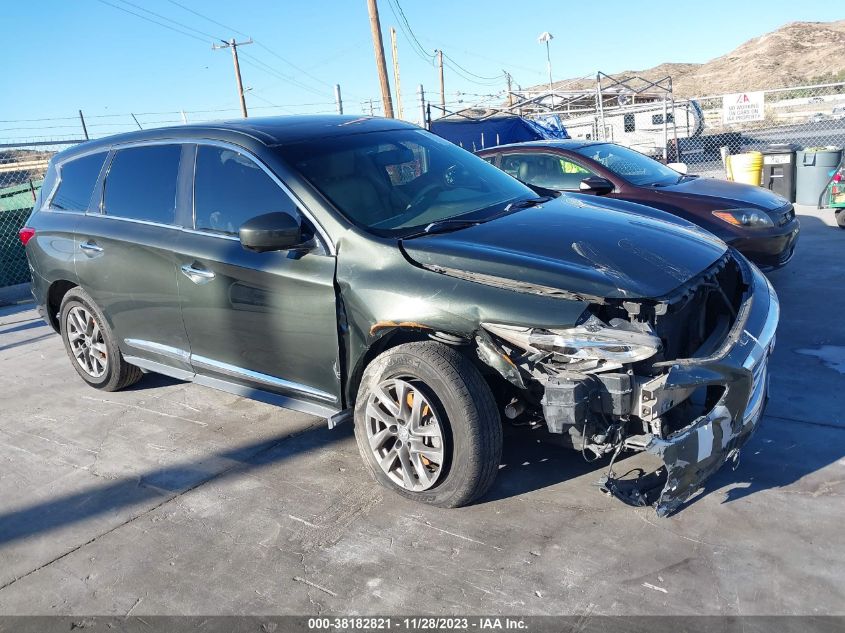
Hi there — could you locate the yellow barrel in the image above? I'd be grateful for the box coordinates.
[727,151,763,186]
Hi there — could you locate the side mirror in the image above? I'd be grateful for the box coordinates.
[667,162,688,174]
[239,212,304,253]
[579,176,614,195]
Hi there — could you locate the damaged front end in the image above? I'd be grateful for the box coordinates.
[476,251,779,516]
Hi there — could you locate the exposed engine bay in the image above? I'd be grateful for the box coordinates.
[474,252,761,516]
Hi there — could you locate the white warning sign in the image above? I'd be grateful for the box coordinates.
[722,92,765,125]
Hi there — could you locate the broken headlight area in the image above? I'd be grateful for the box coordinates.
[478,252,759,516]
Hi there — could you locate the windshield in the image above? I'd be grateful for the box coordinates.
[573,143,681,186]
[275,128,534,236]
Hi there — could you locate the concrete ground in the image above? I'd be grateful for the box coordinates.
[0,206,843,616]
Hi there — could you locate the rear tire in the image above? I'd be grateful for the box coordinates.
[59,288,142,391]
[354,341,502,508]
[835,210,845,229]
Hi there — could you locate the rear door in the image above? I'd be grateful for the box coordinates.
[27,151,108,303]
[175,142,341,409]
[74,143,192,372]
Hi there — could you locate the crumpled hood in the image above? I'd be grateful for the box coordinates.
[402,196,728,300]
[656,176,789,210]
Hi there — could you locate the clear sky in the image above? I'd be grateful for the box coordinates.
[2,0,841,141]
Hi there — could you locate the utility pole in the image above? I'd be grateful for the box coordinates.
[78,110,89,140]
[417,84,426,128]
[505,71,513,107]
[436,49,445,114]
[366,0,394,118]
[335,84,344,115]
[213,37,253,118]
[538,32,554,91]
[389,27,403,120]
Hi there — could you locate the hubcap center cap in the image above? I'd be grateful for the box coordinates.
[397,425,410,442]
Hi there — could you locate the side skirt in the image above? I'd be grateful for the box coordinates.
[124,355,347,422]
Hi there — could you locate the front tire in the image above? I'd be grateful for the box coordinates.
[354,341,502,508]
[59,288,142,391]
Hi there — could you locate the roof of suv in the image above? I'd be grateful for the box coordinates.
[54,115,419,162]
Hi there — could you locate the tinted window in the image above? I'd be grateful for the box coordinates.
[194,146,298,235]
[104,145,181,224]
[501,153,593,191]
[51,152,107,212]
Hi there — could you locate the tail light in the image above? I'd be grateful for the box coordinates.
[18,227,35,246]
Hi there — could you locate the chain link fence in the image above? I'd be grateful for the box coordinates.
[672,82,845,181]
[0,143,68,289]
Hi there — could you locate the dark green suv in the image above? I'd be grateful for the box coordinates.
[20,116,778,516]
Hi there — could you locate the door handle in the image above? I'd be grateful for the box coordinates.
[180,263,215,285]
[79,240,104,255]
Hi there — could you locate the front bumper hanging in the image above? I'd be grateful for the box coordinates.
[593,262,779,516]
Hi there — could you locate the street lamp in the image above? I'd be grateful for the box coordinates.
[538,31,554,91]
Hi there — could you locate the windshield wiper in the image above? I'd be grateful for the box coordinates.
[402,196,551,239]
[505,195,552,211]
[415,218,483,236]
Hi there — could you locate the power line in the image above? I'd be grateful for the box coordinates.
[383,0,509,88]
[254,42,334,89]
[164,0,249,38]
[238,52,333,99]
[441,52,505,82]
[247,92,296,114]
[0,115,81,123]
[442,61,504,87]
[113,0,220,41]
[94,0,209,43]
[164,0,351,97]
[449,48,546,78]
[96,0,337,105]
[385,0,434,64]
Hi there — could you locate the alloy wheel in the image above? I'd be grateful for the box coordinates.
[365,378,445,491]
[66,306,108,378]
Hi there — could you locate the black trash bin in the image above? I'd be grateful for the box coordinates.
[762,144,798,202]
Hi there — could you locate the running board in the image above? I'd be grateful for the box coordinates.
[124,355,342,421]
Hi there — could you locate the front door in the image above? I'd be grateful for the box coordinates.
[175,143,341,410]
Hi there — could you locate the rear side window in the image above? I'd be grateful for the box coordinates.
[194,145,299,236]
[104,145,181,224]
[51,152,108,212]
[501,153,593,191]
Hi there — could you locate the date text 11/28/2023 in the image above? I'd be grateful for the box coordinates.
[307,617,528,630]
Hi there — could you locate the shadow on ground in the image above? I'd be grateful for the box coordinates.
[0,420,352,547]
[3,382,843,547]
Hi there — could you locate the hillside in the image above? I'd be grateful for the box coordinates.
[538,19,845,98]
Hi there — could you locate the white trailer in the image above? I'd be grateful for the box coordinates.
[562,100,705,157]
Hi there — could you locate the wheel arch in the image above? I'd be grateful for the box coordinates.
[345,325,477,408]
[46,280,78,332]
